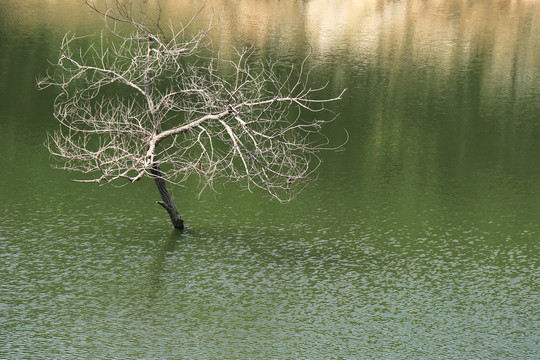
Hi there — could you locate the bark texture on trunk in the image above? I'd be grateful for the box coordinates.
[151,165,184,230]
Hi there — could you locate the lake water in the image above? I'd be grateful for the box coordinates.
[1,0,539,358]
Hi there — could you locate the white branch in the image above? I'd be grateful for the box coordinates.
[38,1,345,202]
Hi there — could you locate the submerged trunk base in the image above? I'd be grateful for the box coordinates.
[152,165,184,230]
[156,199,184,229]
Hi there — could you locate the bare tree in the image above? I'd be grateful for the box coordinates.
[38,0,345,230]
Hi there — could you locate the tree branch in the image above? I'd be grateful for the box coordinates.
[38,0,345,202]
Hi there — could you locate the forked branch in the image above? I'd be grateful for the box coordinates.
[38,0,346,203]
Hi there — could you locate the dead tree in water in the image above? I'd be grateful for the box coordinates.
[38,1,345,230]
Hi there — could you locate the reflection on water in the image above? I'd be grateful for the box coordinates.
[1,0,539,358]
[3,0,539,80]
[2,0,538,102]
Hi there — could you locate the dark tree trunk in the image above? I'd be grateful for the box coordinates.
[151,164,184,230]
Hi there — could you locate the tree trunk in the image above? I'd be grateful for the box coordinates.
[151,165,184,230]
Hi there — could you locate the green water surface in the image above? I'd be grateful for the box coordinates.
[1,0,539,358]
